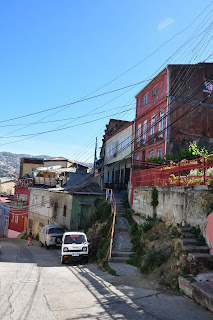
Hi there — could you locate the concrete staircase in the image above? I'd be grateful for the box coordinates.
[109,191,132,263]
[178,227,213,267]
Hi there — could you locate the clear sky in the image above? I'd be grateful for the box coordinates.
[0,0,212,163]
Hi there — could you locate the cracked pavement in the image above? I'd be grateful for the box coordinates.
[0,239,213,320]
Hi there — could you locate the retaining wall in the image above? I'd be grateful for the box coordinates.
[131,185,213,249]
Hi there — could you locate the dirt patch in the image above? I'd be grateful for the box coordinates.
[128,218,201,292]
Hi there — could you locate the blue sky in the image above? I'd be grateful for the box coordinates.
[0,0,212,162]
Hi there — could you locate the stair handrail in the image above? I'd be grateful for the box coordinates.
[104,188,116,260]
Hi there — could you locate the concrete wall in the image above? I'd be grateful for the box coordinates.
[71,194,103,231]
[50,192,73,230]
[132,185,213,248]
[0,181,15,195]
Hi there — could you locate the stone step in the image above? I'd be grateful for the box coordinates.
[182,232,197,239]
[116,213,126,217]
[111,251,132,258]
[183,245,210,253]
[179,238,200,246]
[189,253,213,266]
[115,226,129,232]
[109,256,130,263]
[178,227,192,233]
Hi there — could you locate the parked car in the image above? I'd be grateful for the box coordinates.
[61,231,89,264]
[39,224,66,249]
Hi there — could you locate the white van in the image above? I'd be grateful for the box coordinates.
[39,224,66,249]
[61,231,89,264]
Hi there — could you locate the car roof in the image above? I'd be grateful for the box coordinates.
[42,224,64,229]
[64,231,86,236]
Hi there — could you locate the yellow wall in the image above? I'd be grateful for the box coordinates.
[43,172,55,178]
[21,163,43,177]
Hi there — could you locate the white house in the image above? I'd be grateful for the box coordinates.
[103,120,134,189]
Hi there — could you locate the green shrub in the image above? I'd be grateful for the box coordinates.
[21,233,28,240]
[125,210,134,225]
[151,187,159,207]
[129,221,139,236]
[141,248,166,274]
[87,198,113,263]
[138,218,154,234]
[97,238,110,262]
[103,261,117,276]
[122,194,130,209]
[191,225,206,245]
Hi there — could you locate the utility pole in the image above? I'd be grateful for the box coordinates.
[93,137,97,176]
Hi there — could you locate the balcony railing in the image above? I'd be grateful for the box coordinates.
[10,200,28,209]
[15,179,33,188]
[35,177,57,186]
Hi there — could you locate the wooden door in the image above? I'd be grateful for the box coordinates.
[23,216,28,232]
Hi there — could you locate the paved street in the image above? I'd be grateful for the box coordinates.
[0,239,213,320]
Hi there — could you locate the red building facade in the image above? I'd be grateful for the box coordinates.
[134,63,213,163]
[8,179,32,236]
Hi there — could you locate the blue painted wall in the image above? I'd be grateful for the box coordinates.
[0,202,10,236]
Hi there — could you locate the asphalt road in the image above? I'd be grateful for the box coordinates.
[0,238,213,320]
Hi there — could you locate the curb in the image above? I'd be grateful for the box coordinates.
[179,276,213,313]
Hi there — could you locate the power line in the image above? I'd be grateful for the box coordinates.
[1,3,212,128]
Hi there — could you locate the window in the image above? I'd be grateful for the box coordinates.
[136,155,140,161]
[41,196,46,207]
[137,124,141,145]
[150,115,155,135]
[159,110,164,131]
[15,216,18,224]
[120,138,124,151]
[149,151,154,158]
[106,146,110,157]
[143,120,147,142]
[152,85,157,97]
[158,149,162,158]
[143,93,148,105]
[54,201,58,216]
[63,205,67,218]
[111,144,114,156]
[64,234,86,244]
[114,141,118,155]
[49,227,65,234]
[33,195,38,205]
[126,136,130,148]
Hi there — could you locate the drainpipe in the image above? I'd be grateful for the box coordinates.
[165,66,171,156]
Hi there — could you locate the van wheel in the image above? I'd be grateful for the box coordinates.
[40,241,43,247]
[45,242,49,249]
[83,257,88,264]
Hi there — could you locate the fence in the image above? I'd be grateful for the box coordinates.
[15,179,33,187]
[104,188,116,261]
[34,177,57,186]
[132,155,213,202]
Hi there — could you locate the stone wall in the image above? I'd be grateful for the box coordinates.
[131,185,213,248]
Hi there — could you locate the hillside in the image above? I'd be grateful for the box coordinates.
[0,151,93,178]
[0,151,50,178]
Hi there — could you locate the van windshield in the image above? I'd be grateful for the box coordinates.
[49,227,65,234]
[64,235,86,244]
